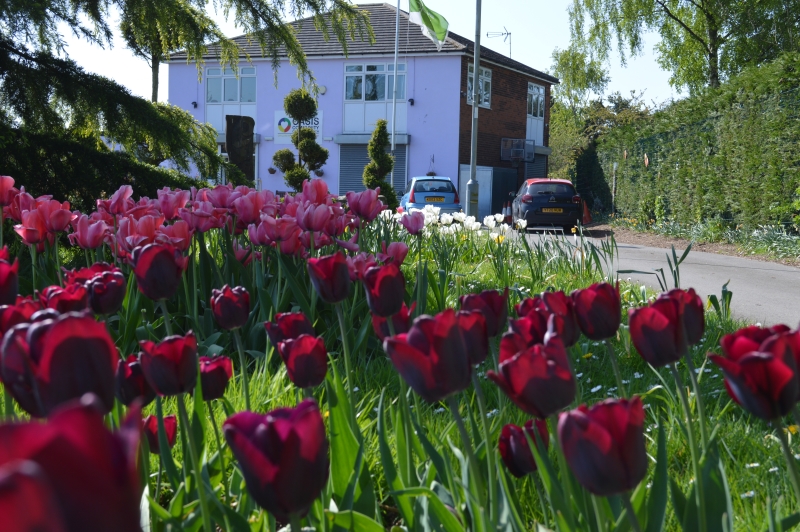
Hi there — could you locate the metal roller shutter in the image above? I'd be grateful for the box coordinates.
[524,156,547,179]
[338,145,407,195]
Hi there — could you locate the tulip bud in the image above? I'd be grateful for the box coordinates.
[399,211,425,235]
[662,288,704,345]
[307,252,351,304]
[456,310,489,365]
[541,291,580,347]
[115,355,156,408]
[223,400,329,522]
[498,419,549,477]
[459,288,509,338]
[372,302,415,341]
[89,270,126,315]
[363,262,406,318]
[558,397,648,496]
[277,334,328,388]
[42,283,89,313]
[571,282,621,341]
[383,309,472,402]
[265,312,315,347]
[139,332,198,396]
[210,285,250,330]
[199,356,233,400]
[143,414,177,454]
[629,297,688,368]
[132,243,189,301]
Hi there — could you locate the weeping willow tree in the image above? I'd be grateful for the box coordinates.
[0,0,372,211]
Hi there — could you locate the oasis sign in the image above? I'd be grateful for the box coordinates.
[274,110,323,144]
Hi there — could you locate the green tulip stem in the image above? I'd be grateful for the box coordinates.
[776,419,800,509]
[447,395,487,509]
[158,300,174,337]
[670,365,707,532]
[472,372,498,523]
[683,355,709,448]
[177,397,214,532]
[604,340,627,398]
[206,401,226,502]
[2,385,15,420]
[155,459,163,506]
[548,413,576,526]
[334,303,356,418]
[591,494,606,532]
[233,329,251,411]
[415,234,422,318]
[29,245,36,292]
[52,235,63,285]
[84,248,91,268]
[290,514,302,532]
[531,475,551,529]
[620,492,643,532]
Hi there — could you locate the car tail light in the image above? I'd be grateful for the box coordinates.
[572,195,581,204]
[454,189,460,204]
[521,194,533,204]
[409,189,416,202]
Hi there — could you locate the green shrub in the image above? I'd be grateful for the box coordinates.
[363,119,398,209]
[273,89,328,191]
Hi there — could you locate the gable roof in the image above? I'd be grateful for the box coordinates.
[171,3,559,84]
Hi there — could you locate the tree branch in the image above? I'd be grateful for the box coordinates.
[654,0,711,54]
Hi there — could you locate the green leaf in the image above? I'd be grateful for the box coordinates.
[326,510,385,532]
[377,390,415,528]
[391,487,465,532]
[276,253,312,318]
[146,495,175,522]
[644,423,669,532]
[169,483,186,518]
[191,359,207,456]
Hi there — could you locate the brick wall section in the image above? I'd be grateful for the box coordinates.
[457,55,552,182]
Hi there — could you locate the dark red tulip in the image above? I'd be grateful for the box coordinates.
[372,302,416,341]
[460,287,509,338]
[719,325,789,360]
[710,330,798,420]
[508,312,549,348]
[0,255,18,305]
[210,285,250,330]
[139,332,198,396]
[515,296,545,318]
[143,414,177,454]
[662,288,705,345]
[307,252,351,304]
[1,313,119,416]
[42,283,89,313]
[131,243,189,301]
[629,297,687,367]
[498,419,549,478]
[541,291,580,347]
[363,262,406,317]
[63,262,116,285]
[0,459,69,532]
[456,310,489,364]
[0,395,142,531]
[199,356,233,400]
[115,355,155,407]
[265,312,315,347]
[558,396,648,496]
[277,334,328,388]
[383,309,471,402]
[223,399,329,522]
[88,270,126,314]
[0,296,41,335]
[571,282,621,341]
[488,334,575,418]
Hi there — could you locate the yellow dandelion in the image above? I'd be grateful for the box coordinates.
[493,234,505,244]
[583,352,593,359]
[788,425,799,435]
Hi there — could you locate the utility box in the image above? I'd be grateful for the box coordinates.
[459,165,518,220]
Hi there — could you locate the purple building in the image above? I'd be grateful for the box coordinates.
[168,3,557,197]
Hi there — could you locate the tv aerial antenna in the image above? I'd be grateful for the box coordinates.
[486,27,511,58]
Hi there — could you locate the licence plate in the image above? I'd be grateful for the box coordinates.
[542,208,563,213]
[427,197,445,202]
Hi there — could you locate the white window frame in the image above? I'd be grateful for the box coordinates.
[467,64,492,108]
[343,62,407,102]
[527,82,545,118]
[206,66,257,104]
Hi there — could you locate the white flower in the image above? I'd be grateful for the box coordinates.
[516,219,527,229]
[464,216,476,225]
[590,385,602,393]
[378,209,394,221]
[466,221,482,231]
[423,204,441,216]
[494,213,504,223]
[483,216,496,229]
[392,212,403,222]
[499,223,510,234]
[453,212,467,223]
[423,213,437,226]
[440,213,453,225]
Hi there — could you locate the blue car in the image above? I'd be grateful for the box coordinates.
[399,176,463,214]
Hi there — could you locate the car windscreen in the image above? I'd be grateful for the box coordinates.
[527,183,576,196]
[414,180,456,193]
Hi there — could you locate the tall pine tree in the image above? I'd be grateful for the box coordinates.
[362,119,398,208]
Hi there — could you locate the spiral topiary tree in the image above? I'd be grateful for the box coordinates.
[363,119,398,208]
[273,89,328,191]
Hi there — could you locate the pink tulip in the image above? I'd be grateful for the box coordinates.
[157,188,191,220]
[346,188,384,222]
[301,179,329,205]
[0,176,18,207]
[378,241,409,265]
[14,210,47,245]
[69,215,109,249]
[296,201,333,233]
[399,211,425,235]
[36,200,76,233]
[179,201,227,233]
[156,220,194,251]
[107,185,134,215]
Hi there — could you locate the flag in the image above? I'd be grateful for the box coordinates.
[409,0,449,52]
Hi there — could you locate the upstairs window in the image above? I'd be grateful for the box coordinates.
[345,63,406,101]
[467,64,491,108]
[206,67,257,104]
[527,83,545,118]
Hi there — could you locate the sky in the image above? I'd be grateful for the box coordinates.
[60,0,678,106]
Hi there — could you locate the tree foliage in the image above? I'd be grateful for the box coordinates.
[568,0,800,93]
[0,0,371,203]
[273,89,328,191]
[363,119,398,209]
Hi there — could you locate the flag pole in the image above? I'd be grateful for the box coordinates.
[466,0,482,219]
[390,0,400,190]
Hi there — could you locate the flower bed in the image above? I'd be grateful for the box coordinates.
[0,174,799,531]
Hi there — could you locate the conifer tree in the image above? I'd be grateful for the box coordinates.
[272,89,329,191]
[363,119,399,208]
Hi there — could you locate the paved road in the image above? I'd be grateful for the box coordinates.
[526,232,800,326]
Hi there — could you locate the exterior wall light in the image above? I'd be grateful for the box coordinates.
[409,98,415,106]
